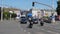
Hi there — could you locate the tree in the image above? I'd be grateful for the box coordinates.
[56,0,60,20]
[3,12,10,20]
[56,0,60,15]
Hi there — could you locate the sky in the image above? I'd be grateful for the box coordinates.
[0,0,57,10]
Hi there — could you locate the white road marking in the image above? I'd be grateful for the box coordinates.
[28,32,30,34]
[24,30,26,32]
[46,30,60,34]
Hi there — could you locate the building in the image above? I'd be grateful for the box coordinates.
[29,8,57,18]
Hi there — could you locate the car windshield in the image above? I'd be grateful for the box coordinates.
[17,15,20,17]
[21,17,25,18]
[33,19,37,21]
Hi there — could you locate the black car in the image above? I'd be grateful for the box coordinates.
[32,18,38,24]
[20,16,27,24]
[43,17,52,23]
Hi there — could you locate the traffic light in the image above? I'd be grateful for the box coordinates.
[32,2,34,7]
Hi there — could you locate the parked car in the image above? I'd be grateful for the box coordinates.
[20,16,27,24]
[43,17,52,23]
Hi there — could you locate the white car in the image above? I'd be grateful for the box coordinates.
[16,17,20,19]
[16,15,20,20]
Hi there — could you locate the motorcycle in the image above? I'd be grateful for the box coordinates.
[40,18,44,26]
[28,18,33,28]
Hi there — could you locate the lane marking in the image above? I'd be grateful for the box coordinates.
[47,30,60,34]
[28,32,30,34]
[24,30,26,32]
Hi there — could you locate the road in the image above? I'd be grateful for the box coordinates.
[0,20,60,34]
[20,21,60,34]
[0,20,28,34]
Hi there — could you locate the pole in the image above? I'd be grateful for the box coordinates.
[1,0,3,21]
[1,6,3,21]
[52,0,54,10]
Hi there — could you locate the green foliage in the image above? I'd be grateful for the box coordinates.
[3,12,10,19]
[3,12,17,20]
[0,7,19,20]
[56,1,60,15]
[11,13,17,18]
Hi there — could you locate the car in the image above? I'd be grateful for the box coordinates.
[32,18,38,24]
[16,15,20,20]
[20,16,27,24]
[43,17,52,23]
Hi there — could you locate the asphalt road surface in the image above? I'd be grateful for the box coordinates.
[20,21,60,34]
[0,20,60,34]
